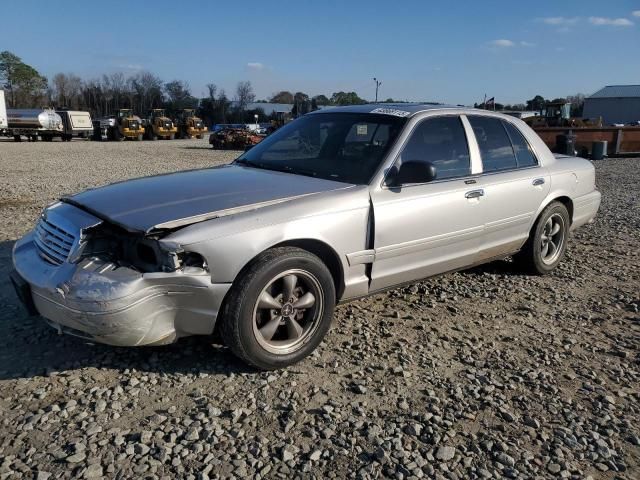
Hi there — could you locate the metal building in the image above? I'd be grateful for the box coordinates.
[583,85,640,125]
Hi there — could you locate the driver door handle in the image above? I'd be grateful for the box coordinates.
[532,178,545,186]
[465,189,485,199]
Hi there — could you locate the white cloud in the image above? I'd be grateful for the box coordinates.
[247,62,265,70]
[540,16,579,26]
[117,63,143,71]
[588,16,634,26]
[490,39,515,47]
[520,41,536,47]
[632,11,640,17]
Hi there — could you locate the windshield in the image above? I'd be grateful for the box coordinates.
[236,112,407,184]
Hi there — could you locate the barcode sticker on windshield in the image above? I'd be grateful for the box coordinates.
[356,124,368,136]
[370,107,411,117]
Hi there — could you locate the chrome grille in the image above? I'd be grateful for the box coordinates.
[34,217,76,265]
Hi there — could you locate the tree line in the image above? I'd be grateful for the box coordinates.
[0,50,382,125]
[473,94,586,117]
[1,50,588,125]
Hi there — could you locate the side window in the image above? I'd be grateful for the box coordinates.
[468,116,517,172]
[503,121,538,167]
[400,116,470,180]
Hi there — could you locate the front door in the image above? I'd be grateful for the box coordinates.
[370,115,484,291]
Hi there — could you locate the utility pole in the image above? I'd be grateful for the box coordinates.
[373,77,382,103]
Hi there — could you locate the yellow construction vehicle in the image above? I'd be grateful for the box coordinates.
[107,109,145,141]
[176,109,207,139]
[143,109,178,140]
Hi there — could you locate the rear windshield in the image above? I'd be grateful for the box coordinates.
[236,113,407,184]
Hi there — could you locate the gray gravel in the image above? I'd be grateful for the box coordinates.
[0,138,638,479]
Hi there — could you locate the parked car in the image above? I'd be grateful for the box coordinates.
[11,104,601,369]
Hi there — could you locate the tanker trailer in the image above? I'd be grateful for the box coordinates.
[7,108,64,142]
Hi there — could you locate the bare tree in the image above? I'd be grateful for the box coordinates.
[235,81,255,111]
[206,83,217,102]
[109,72,126,113]
[131,71,163,113]
[52,73,70,106]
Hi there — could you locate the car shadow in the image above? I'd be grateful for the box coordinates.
[462,258,524,277]
[0,240,255,381]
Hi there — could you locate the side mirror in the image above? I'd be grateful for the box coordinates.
[387,160,437,186]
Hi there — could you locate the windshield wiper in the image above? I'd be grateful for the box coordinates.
[235,159,319,178]
[234,158,260,168]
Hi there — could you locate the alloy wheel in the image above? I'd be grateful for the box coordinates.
[252,269,324,355]
[540,213,565,265]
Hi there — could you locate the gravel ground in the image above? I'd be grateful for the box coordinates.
[0,138,638,479]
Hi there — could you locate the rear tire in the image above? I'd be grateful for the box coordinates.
[220,247,336,370]
[514,201,570,275]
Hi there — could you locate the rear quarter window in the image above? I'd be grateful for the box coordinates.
[502,121,538,167]
[468,116,517,172]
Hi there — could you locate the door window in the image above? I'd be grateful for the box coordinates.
[400,116,470,180]
[502,121,538,167]
[468,116,518,172]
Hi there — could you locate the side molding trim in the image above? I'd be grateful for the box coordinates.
[346,250,375,266]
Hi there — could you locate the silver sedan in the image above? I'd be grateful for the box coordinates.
[11,104,601,369]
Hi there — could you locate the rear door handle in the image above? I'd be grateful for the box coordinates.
[532,178,545,186]
[465,189,485,199]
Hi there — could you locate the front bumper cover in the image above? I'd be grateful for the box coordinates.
[12,232,231,346]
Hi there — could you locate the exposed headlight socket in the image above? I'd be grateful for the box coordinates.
[181,252,209,272]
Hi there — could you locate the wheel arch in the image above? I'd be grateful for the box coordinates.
[553,196,574,225]
[212,238,344,338]
[532,194,574,230]
[269,239,345,300]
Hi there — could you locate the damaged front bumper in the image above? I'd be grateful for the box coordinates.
[12,232,230,346]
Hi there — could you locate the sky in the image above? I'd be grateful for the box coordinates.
[2,0,639,106]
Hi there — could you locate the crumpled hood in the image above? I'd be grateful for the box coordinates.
[63,164,351,233]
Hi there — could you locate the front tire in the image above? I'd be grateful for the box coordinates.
[220,247,336,370]
[514,201,570,274]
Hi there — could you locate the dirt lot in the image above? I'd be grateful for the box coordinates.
[0,138,638,479]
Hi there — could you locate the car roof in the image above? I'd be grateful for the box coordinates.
[309,103,466,117]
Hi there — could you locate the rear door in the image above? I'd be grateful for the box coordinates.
[369,115,484,291]
[466,116,550,261]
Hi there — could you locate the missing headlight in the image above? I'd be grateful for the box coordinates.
[180,252,209,272]
[78,222,179,273]
[136,243,157,265]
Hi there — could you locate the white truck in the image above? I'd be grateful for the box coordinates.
[0,90,8,132]
[56,110,93,141]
